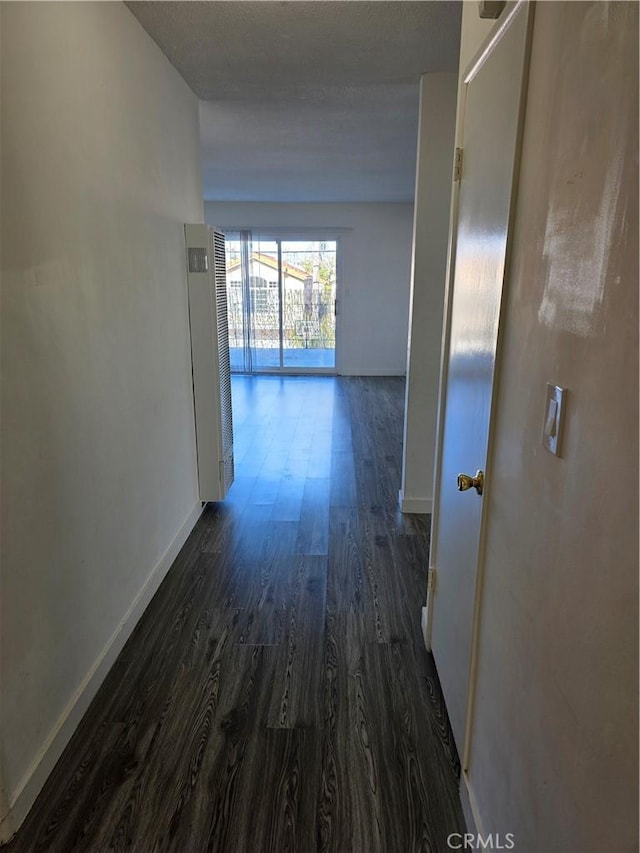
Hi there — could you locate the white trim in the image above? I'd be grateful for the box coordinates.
[425,93,465,618]
[460,771,484,837]
[334,235,344,377]
[0,501,204,844]
[464,0,525,86]
[398,490,433,514]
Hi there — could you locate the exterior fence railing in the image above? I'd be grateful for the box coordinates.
[226,288,335,350]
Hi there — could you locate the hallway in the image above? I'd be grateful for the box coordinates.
[7,376,464,852]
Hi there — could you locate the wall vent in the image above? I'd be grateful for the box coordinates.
[184,224,234,502]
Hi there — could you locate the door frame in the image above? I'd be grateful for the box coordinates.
[224,227,343,376]
[424,0,535,772]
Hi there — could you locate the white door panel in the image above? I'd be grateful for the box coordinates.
[430,2,532,760]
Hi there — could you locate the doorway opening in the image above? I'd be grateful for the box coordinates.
[224,232,338,374]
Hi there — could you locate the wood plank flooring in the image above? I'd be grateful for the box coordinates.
[6,376,464,853]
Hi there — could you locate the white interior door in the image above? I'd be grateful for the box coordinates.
[429,2,532,763]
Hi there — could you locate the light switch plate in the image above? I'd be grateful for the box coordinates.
[543,383,566,456]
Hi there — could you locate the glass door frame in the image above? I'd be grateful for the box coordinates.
[226,228,343,376]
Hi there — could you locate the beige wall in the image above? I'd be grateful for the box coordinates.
[205,201,414,375]
[466,3,638,850]
[0,2,204,838]
[401,72,458,513]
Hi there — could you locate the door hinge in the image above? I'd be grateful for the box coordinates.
[427,566,437,596]
[454,147,464,182]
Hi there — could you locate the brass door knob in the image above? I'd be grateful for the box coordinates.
[457,470,484,496]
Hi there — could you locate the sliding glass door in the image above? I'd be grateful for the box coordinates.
[225,232,337,373]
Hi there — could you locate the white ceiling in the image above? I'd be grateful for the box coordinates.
[126,1,462,203]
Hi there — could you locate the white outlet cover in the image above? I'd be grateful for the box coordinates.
[543,383,566,456]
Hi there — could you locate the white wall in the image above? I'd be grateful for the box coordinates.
[0,2,204,839]
[205,202,414,375]
[400,73,457,514]
[435,2,639,849]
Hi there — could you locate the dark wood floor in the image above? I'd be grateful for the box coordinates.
[7,376,464,853]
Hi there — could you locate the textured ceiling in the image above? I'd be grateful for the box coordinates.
[126,1,462,202]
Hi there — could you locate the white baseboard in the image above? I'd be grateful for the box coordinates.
[0,798,14,849]
[0,500,204,845]
[398,489,433,514]
[421,605,430,650]
[460,771,484,837]
[339,369,406,377]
